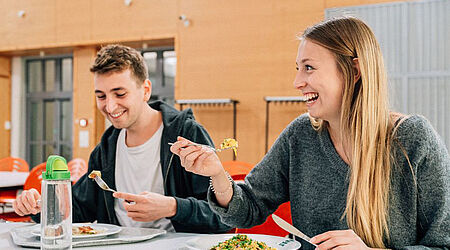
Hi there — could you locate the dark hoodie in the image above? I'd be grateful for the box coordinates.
[35,101,231,233]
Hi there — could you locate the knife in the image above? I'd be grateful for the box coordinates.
[272,214,318,247]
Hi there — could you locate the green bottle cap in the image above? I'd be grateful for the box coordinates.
[42,155,71,180]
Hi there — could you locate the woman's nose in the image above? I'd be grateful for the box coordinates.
[293,72,307,89]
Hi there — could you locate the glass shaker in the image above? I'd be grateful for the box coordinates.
[41,155,72,250]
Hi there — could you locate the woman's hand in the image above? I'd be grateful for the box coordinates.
[310,229,375,250]
[169,136,224,178]
[170,136,234,207]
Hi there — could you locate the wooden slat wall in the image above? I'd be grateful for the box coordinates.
[0,0,406,164]
[72,47,100,161]
[176,0,319,163]
[0,0,177,51]
[0,56,11,158]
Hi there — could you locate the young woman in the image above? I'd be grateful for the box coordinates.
[170,17,449,249]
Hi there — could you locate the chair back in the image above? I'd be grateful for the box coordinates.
[68,158,88,184]
[235,202,292,237]
[222,161,253,181]
[222,161,293,237]
[0,157,29,172]
[23,163,46,194]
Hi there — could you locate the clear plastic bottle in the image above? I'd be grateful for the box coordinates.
[41,155,72,250]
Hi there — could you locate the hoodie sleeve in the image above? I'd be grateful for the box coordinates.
[169,118,232,233]
[70,146,101,223]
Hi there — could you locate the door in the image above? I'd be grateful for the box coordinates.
[26,57,73,168]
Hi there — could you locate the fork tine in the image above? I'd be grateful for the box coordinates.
[93,176,106,189]
[94,176,116,192]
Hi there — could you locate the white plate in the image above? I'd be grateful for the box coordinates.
[31,223,122,240]
[185,234,301,250]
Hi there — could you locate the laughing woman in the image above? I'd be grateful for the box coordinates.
[170,17,450,250]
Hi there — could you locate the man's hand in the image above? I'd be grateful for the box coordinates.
[13,188,41,216]
[113,191,177,222]
[310,229,376,250]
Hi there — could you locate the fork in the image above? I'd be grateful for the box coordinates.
[168,142,234,152]
[93,176,133,204]
[93,176,117,193]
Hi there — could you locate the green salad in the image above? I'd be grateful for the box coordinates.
[210,234,276,250]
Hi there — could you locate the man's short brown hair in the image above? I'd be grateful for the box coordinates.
[90,44,148,84]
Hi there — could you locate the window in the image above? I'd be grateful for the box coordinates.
[25,57,73,167]
[142,48,176,106]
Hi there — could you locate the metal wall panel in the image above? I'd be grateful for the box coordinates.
[326,0,450,150]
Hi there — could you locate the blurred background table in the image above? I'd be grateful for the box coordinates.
[0,172,28,189]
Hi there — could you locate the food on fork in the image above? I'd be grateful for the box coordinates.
[211,234,275,250]
[88,170,101,179]
[220,138,238,157]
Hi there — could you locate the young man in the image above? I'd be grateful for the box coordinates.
[13,44,231,233]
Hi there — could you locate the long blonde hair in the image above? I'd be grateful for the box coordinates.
[301,17,395,248]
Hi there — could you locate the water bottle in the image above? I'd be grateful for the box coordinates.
[41,155,72,250]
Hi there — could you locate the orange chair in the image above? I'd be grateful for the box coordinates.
[0,157,29,215]
[222,161,254,181]
[0,211,32,222]
[0,157,29,172]
[0,162,41,222]
[68,158,88,184]
[0,190,20,208]
[235,202,292,237]
[23,163,47,194]
[223,160,293,237]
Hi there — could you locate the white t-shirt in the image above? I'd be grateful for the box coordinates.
[114,124,175,232]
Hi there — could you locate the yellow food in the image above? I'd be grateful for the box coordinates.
[211,234,276,250]
[220,138,238,157]
[88,170,101,179]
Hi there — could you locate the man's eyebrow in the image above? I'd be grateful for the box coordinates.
[95,87,125,94]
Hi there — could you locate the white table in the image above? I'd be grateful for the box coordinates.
[0,222,197,249]
[0,172,28,188]
[1,222,301,249]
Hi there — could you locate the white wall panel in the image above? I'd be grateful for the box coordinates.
[326,0,450,151]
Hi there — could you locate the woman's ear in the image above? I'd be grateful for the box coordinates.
[143,79,152,102]
[352,58,361,83]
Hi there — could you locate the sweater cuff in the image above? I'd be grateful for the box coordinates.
[207,182,242,219]
[169,196,189,221]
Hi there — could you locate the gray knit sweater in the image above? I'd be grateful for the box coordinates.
[209,114,450,249]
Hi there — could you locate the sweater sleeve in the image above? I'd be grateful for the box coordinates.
[170,119,232,233]
[208,122,291,228]
[399,116,450,250]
